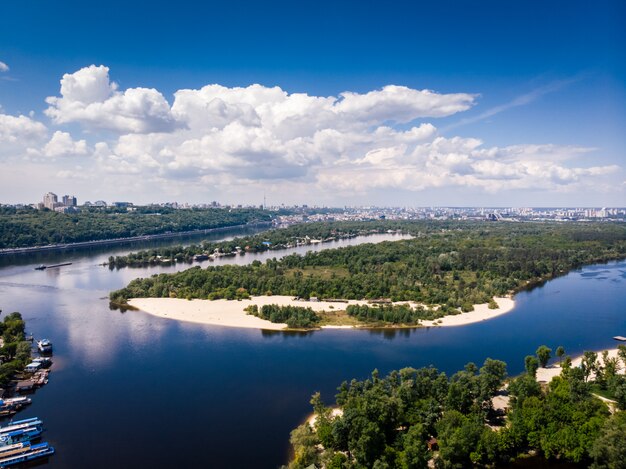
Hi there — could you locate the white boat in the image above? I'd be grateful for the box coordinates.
[0,397,31,408]
[36,339,53,354]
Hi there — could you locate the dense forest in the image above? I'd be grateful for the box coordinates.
[110,222,626,318]
[0,312,31,387]
[287,346,626,468]
[106,220,412,268]
[0,206,271,249]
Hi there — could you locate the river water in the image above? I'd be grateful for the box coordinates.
[0,229,624,468]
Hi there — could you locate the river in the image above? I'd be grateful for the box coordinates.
[0,229,624,468]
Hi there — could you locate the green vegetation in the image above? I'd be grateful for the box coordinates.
[0,312,31,387]
[535,345,552,368]
[345,303,453,325]
[106,220,409,268]
[246,304,321,329]
[0,205,271,249]
[110,222,626,326]
[287,349,626,469]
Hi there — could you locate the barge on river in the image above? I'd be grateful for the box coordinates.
[34,262,72,270]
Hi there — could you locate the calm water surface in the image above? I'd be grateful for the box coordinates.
[0,231,624,468]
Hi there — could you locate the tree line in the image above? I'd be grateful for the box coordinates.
[0,205,271,249]
[245,304,321,329]
[106,220,413,268]
[345,303,455,325]
[287,347,626,468]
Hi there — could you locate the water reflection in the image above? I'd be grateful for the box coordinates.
[261,329,315,339]
[0,231,623,469]
[366,327,417,339]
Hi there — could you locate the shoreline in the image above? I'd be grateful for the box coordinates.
[128,295,516,331]
[535,347,625,383]
[0,221,272,256]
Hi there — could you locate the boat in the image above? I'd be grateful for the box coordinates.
[0,397,32,411]
[0,441,55,467]
[0,418,43,435]
[0,427,43,447]
[37,339,53,354]
[33,262,72,271]
[0,442,30,457]
[31,357,52,368]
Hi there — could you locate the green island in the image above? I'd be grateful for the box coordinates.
[0,205,271,249]
[286,345,626,468]
[105,220,411,268]
[110,221,626,329]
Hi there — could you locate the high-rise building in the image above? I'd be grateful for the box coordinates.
[43,192,58,210]
[62,195,77,207]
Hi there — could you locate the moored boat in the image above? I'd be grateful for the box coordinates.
[0,397,32,413]
[36,339,53,354]
[0,427,43,447]
[0,441,54,467]
[0,418,43,436]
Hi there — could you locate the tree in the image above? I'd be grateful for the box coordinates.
[524,355,539,378]
[590,412,626,468]
[556,346,565,365]
[289,423,320,469]
[479,359,507,398]
[508,375,541,407]
[436,411,484,467]
[618,345,626,370]
[397,424,430,468]
[581,351,599,383]
[536,345,552,368]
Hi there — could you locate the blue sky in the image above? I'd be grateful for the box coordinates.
[0,0,624,206]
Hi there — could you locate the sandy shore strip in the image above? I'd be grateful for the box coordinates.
[129,296,366,330]
[536,347,624,383]
[128,295,516,331]
[420,297,515,328]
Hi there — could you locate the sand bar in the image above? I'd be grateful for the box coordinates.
[420,297,515,328]
[128,295,516,331]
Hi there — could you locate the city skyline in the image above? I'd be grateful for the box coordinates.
[1,1,625,206]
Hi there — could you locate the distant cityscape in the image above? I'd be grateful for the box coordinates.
[1,192,625,222]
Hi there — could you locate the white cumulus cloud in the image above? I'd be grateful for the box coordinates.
[43,131,88,157]
[45,65,180,133]
[3,64,621,204]
[0,61,9,72]
[0,113,47,143]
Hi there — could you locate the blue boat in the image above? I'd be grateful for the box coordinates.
[0,418,43,435]
[0,442,55,467]
[0,428,43,447]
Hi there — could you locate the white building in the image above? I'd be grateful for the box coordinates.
[43,192,58,210]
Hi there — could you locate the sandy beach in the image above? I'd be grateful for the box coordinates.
[420,297,515,328]
[536,347,625,383]
[128,295,516,331]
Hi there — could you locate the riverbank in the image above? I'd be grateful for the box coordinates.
[0,221,272,256]
[128,295,515,330]
[536,347,624,383]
